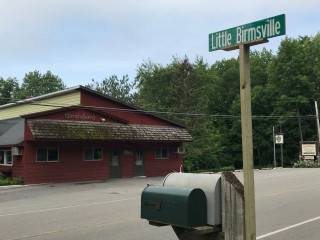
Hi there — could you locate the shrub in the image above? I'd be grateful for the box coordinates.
[219,166,236,172]
[293,161,319,168]
[0,177,23,186]
[196,165,235,173]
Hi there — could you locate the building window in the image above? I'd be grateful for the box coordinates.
[155,147,168,159]
[84,148,103,161]
[37,148,59,162]
[0,148,12,166]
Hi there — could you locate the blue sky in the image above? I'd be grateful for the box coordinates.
[0,0,319,87]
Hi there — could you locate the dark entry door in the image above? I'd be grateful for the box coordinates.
[134,150,145,176]
[110,150,121,178]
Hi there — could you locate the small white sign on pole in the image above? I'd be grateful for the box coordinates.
[275,135,284,144]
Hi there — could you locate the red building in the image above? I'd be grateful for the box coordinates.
[0,86,192,184]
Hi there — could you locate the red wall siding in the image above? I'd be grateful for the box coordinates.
[121,149,135,178]
[24,120,34,141]
[144,143,183,177]
[12,155,24,178]
[21,141,183,184]
[0,165,12,173]
[80,91,172,126]
[23,141,110,184]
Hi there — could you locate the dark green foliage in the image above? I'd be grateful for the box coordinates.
[0,77,19,105]
[85,74,136,104]
[14,70,66,100]
[134,33,320,171]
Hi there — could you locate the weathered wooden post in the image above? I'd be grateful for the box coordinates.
[221,171,244,240]
[209,14,286,240]
[238,42,256,240]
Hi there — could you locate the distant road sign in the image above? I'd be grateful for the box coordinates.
[302,144,317,156]
[209,14,286,51]
[275,134,284,144]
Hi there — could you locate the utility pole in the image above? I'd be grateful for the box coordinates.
[273,126,276,168]
[315,101,320,165]
[280,125,284,168]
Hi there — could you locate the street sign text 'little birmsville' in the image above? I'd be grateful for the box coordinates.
[209,14,285,51]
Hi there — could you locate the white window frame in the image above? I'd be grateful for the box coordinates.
[155,147,169,159]
[36,147,59,162]
[0,148,12,166]
[83,147,103,161]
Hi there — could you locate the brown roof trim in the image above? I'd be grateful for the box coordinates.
[21,106,129,124]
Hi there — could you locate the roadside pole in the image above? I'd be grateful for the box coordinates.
[273,126,276,168]
[209,14,286,240]
[280,125,284,168]
[315,101,320,165]
[239,43,256,240]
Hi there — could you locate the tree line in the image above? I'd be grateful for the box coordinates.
[1,33,320,171]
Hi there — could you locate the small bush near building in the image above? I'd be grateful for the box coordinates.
[0,172,23,186]
[196,165,235,173]
[293,161,319,168]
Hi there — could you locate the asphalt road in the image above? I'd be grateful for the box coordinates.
[0,168,320,240]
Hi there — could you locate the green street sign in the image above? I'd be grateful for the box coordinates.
[209,14,286,51]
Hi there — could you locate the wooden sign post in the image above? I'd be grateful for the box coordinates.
[209,14,286,240]
[239,43,256,240]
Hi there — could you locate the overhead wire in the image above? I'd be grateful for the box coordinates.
[0,95,317,120]
[25,101,318,121]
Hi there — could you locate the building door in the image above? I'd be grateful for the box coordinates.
[134,150,145,176]
[110,150,121,178]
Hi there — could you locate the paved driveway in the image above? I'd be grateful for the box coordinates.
[0,177,177,240]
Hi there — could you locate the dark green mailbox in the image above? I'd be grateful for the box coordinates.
[141,185,207,227]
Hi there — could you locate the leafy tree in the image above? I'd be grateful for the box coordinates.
[86,75,135,104]
[135,56,222,170]
[14,70,66,99]
[250,49,275,166]
[135,33,320,170]
[169,56,208,114]
[208,58,239,115]
[266,36,318,164]
[0,77,19,105]
[135,60,173,111]
[206,58,242,168]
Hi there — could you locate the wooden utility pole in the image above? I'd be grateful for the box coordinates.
[239,44,256,240]
[315,101,320,165]
[280,125,284,168]
[315,101,320,145]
